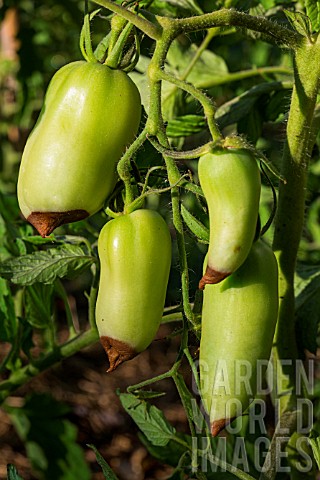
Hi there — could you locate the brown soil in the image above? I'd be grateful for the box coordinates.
[0,324,195,480]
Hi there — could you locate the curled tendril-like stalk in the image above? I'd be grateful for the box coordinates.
[147,135,218,160]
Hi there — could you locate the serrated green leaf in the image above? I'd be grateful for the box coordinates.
[305,0,320,32]
[309,424,320,469]
[216,81,292,129]
[19,317,34,360]
[150,0,201,15]
[87,445,119,480]
[284,9,313,38]
[165,450,193,479]
[295,264,320,354]
[120,393,176,446]
[7,393,90,480]
[180,181,204,197]
[295,263,320,309]
[21,236,64,246]
[307,197,320,244]
[181,204,209,243]
[0,278,17,343]
[166,115,206,138]
[265,90,290,121]
[25,283,54,329]
[238,106,263,143]
[174,372,206,433]
[296,292,320,354]
[167,40,228,89]
[0,245,95,285]
[15,238,27,256]
[261,0,276,8]
[7,464,24,480]
[134,390,167,400]
[139,432,191,467]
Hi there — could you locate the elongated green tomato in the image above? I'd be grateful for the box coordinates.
[198,148,261,289]
[17,61,141,237]
[199,240,278,436]
[95,209,172,372]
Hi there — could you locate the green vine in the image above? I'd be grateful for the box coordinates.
[2,3,320,479]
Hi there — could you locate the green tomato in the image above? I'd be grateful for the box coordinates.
[199,239,278,436]
[95,209,172,372]
[17,61,141,237]
[198,148,261,288]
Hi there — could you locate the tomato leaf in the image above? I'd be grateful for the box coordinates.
[284,9,313,38]
[0,245,95,285]
[166,40,228,89]
[166,115,206,138]
[174,372,207,434]
[24,284,55,329]
[309,424,320,470]
[238,106,263,144]
[6,465,24,480]
[7,393,90,480]
[295,264,320,354]
[216,81,292,129]
[304,0,320,33]
[295,264,320,309]
[87,445,119,480]
[120,393,176,446]
[181,204,209,243]
[139,432,192,467]
[0,278,17,343]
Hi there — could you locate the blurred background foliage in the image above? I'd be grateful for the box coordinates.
[1,0,320,478]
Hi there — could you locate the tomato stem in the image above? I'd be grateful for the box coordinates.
[174,9,303,50]
[92,0,162,40]
[158,133,199,329]
[117,127,148,209]
[158,70,222,143]
[272,38,320,413]
[147,137,214,160]
[0,328,99,404]
[146,33,203,329]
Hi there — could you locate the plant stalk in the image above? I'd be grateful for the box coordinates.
[0,328,99,404]
[272,38,320,414]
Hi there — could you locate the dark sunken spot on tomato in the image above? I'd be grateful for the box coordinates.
[100,336,137,373]
[198,265,230,290]
[28,210,89,237]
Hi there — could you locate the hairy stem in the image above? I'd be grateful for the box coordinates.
[146,33,198,328]
[272,39,320,413]
[195,66,292,89]
[173,9,302,49]
[159,70,221,142]
[117,127,148,207]
[93,2,302,50]
[92,0,162,40]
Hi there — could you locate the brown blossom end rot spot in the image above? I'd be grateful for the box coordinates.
[100,336,137,372]
[28,210,89,237]
[198,265,231,290]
